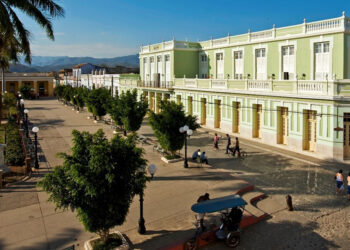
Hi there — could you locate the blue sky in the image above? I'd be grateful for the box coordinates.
[19,0,349,58]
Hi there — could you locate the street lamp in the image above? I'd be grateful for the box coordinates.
[179,125,193,168]
[32,126,39,169]
[138,164,157,234]
[24,109,29,137]
[20,99,24,116]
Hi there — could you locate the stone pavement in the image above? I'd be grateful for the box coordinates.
[0,97,349,250]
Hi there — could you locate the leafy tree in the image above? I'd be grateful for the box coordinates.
[109,93,123,129]
[55,84,65,100]
[109,90,148,135]
[19,84,32,99]
[62,85,72,104]
[86,88,111,120]
[38,129,147,244]
[149,101,199,156]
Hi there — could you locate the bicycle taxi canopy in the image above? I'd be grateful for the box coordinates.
[191,194,247,214]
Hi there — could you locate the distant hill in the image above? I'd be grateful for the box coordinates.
[9,54,139,73]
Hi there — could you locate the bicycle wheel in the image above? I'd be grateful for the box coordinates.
[184,238,197,250]
[226,232,240,248]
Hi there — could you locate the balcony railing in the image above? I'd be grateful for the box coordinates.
[138,81,173,89]
[173,78,350,98]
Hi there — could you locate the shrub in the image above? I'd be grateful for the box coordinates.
[19,85,32,99]
[5,121,25,166]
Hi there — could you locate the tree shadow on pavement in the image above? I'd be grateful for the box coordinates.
[19,228,82,250]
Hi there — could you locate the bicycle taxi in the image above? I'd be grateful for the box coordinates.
[184,194,247,249]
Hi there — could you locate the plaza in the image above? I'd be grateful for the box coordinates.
[0,97,349,249]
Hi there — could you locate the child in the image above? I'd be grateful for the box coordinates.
[335,170,344,195]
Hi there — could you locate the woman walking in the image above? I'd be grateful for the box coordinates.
[213,133,219,150]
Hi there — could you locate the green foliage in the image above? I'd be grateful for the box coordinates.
[55,85,65,99]
[2,92,17,117]
[109,90,148,133]
[5,120,25,166]
[38,129,147,243]
[19,85,32,99]
[149,101,199,156]
[63,85,73,103]
[86,88,111,118]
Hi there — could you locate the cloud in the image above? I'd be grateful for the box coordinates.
[30,43,139,58]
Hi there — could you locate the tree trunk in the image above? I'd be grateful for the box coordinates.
[0,67,4,125]
[98,229,110,243]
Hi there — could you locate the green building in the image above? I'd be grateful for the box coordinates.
[120,13,350,162]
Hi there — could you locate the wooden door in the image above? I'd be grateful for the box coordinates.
[232,102,240,133]
[306,110,317,151]
[281,107,288,145]
[188,96,193,115]
[214,99,221,128]
[344,113,350,159]
[201,98,206,125]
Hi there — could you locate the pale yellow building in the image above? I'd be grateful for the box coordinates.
[1,72,55,96]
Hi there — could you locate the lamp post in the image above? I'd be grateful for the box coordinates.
[179,125,193,168]
[138,164,157,234]
[32,126,39,169]
[20,99,24,116]
[24,109,29,137]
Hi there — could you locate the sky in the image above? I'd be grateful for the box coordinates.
[18,0,350,58]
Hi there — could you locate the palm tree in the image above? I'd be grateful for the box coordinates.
[0,0,64,122]
[0,0,64,64]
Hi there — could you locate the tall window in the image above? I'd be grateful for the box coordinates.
[143,58,148,81]
[255,48,266,80]
[314,42,330,80]
[216,53,224,79]
[150,57,155,82]
[282,46,295,80]
[200,54,208,79]
[234,51,243,79]
[165,55,171,83]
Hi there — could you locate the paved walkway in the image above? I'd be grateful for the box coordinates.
[0,98,349,249]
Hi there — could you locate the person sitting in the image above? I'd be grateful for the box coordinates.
[200,151,209,164]
[192,149,201,161]
[228,207,243,231]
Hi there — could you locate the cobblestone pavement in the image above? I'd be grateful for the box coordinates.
[0,98,349,250]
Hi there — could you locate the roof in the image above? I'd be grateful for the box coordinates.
[72,63,89,69]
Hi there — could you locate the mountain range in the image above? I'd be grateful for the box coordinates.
[9,54,139,73]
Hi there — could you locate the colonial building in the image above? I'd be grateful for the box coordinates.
[72,63,104,87]
[2,72,55,96]
[120,13,350,162]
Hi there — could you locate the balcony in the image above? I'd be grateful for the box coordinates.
[173,78,350,99]
[138,81,174,89]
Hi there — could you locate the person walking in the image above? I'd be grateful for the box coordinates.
[347,172,350,201]
[225,134,231,154]
[335,169,344,195]
[232,137,241,157]
[197,193,210,231]
[213,133,219,150]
